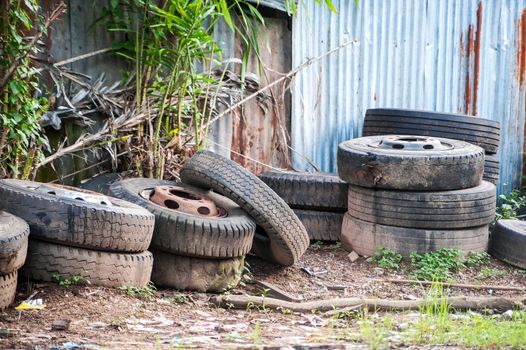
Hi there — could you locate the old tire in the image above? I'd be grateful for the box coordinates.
[489,220,526,269]
[483,155,500,185]
[337,135,484,191]
[341,214,489,257]
[109,178,256,259]
[151,250,244,293]
[347,181,496,229]
[259,171,347,211]
[21,240,153,288]
[293,210,343,241]
[180,151,309,266]
[0,179,154,253]
[0,211,29,274]
[0,272,17,309]
[363,109,500,154]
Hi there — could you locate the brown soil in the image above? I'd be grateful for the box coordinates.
[1,244,525,349]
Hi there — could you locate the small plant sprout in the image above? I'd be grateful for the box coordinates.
[52,274,89,286]
[370,247,403,271]
[119,282,157,299]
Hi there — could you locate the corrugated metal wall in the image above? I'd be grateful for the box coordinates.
[291,0,526,195]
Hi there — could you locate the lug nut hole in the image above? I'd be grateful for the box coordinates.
[169,190,201,200]
[197,207,211,215]
[164,200,180,209]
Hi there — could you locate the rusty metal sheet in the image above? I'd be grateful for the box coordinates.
[291,0,526,195]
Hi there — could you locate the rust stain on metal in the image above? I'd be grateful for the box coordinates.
[518,8,526,87]
[463,3,483,116]
[518,8,526,187]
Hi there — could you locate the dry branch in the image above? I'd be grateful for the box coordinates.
[203,39,357,129]
[376,278,526,292]
[211,295,526,313]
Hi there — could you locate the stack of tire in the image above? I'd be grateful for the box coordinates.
[362,109,501,185]
[0,211,29,309]
[108,178,256,293]
[0,179,155,288]
[337,135,496,257]
[108,151,310,292]
[259,171,347,241]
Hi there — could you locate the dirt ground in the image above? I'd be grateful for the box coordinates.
[1,243,525,349]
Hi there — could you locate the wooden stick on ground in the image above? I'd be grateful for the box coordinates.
[376,278,526,292]
[211,295,525,314]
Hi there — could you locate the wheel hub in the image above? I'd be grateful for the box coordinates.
[34,184,113,206]
[149,185,220,217]
[373,136,453,151]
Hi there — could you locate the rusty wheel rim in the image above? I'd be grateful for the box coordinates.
[28,182,114,206]
[145,185,225,217]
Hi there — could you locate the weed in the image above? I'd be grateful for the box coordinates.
[251,321,262,346]
[410,249,464,281]
[495,190,526,221]
[310,240,324,249]
[464,252,491,267]
[476,267,507,280]
[171,294,188,304]
[119,282,156,299]
[52,274,89,286]
[358,310,395,350]
[370,247,402,271]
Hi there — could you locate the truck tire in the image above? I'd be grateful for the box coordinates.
[180,151,309,266]
[109,178,255,259]
[347,181,496,229]
[341,214,489,257]
[21,240,153,288]
[0,211,29,274]
[363,109,500,154]
[151,250,244,293]
[337,135,484,191]
[0,179,154,253]
[293,210,343,241]
[489,220,526,269]
[259,171,347,211]
[0,272,17,309]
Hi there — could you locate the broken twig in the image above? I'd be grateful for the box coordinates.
[212,294,525,313]
[375,278,526,292]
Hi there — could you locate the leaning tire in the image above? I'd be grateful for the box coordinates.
[151,250,244,293]
[347,181,496,229]
[337,135,484,191]
[180,151,309,266]
[363,109,500,154]
[0,211,29,274]
[293,210,343,241]
[0,272,17,309]
[21,240,153,288]
[489,220,526,269]
[0,179,154,253]
[341,214,489,257]
[259,171,347,211]
[109,178,256,259]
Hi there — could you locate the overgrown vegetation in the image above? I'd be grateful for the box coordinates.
[0,1,64,178]
[370,247,491,281]
[1,0,338,181]
[495,190,526,221]
[352,285,526,349]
